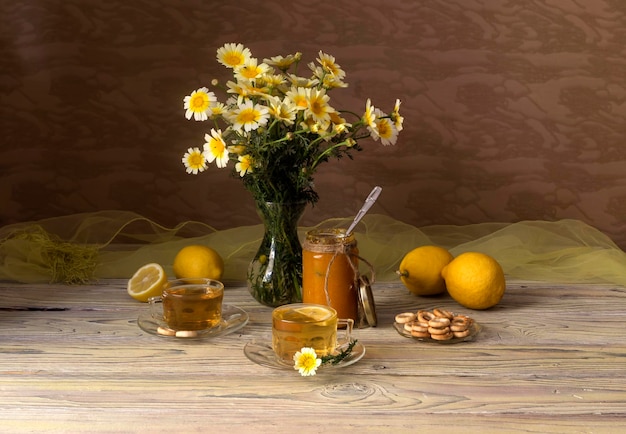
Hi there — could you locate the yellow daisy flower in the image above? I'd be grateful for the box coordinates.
[329,112,351,134]
[321,74,348,89]
[263,52,302,70]
[363,98,377,135]
[392,99,404,132]
[300,117,321,134]
[181,147,207,174]
[230,100,270,132]
[372,108,399,146]
[210,102,227,117]
[286,87,309,110]
[203,129,229,168]
[262,73,287,88]
[234,58,271,82]
[179,44,403,219]
[309,65,347,89]
[305,88,335,126]
[286,73,318,88]
[183,87,217,121]
[235,154,254,177]
[226,80,269,104]
[315,51,346,79]
[216,43,251,69]
[268,98,297,125]
[293,347,321,376]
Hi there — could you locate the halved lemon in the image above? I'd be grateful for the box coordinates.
[127,263,167,302]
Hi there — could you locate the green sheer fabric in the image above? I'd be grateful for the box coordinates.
[1,211,625,286]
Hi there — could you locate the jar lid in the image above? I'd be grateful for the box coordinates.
[304,228,356,246]
[358,275,377,327]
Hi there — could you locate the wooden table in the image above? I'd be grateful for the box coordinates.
[1,279,625,433]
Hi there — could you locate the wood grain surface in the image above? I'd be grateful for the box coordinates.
[1,279,625,433]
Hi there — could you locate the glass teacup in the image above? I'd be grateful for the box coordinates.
[149,278,224,331]
[272,303,354,363]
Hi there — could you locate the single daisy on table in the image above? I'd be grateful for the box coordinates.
[293,347,322,376]
[292,340,359,376]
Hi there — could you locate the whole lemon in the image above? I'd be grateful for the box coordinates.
[441,252,506,310]
[173,245,224,280]
[397,245,454,296]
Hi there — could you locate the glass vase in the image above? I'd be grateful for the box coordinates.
[247,201,307,307]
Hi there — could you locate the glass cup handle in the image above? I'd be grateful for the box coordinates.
[148,296,163,320]
[337,318,354,345]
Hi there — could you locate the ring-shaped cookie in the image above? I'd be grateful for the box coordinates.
[430,331,453,340]
[395,312,416,324]
[411,330,430,338]
[417,310,435,323]
[453,329,471,338]
[433,308,453,319]
[428,317,450,328]
[411,323,428,333]
[450,317,469,332]
[428,326,451,335]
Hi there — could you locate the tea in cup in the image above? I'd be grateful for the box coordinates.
[149,278,224,331]
[272,303,353,363]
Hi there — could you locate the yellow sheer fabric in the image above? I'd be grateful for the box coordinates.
[1,210,625,286]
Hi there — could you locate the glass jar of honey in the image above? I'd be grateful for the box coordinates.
[302,228,359,322]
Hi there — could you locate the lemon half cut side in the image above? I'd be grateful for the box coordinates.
[127,263,167,302]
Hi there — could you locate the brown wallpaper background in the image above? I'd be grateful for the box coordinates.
[1,0,626,248]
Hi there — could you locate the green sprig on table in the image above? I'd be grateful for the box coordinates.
[321,339,358,366]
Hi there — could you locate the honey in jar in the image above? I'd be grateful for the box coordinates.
[302,228,359,322]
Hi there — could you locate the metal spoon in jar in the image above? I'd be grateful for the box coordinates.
[345,186,382,236]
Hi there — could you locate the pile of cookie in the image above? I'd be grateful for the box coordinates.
[395,308,474,341]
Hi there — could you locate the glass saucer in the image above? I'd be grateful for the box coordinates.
[137,304,249,339]
[243,340,365,371]
[393,321,481,344]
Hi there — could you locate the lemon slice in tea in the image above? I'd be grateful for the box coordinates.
[127,263,167,302]
[292,305,333,322]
